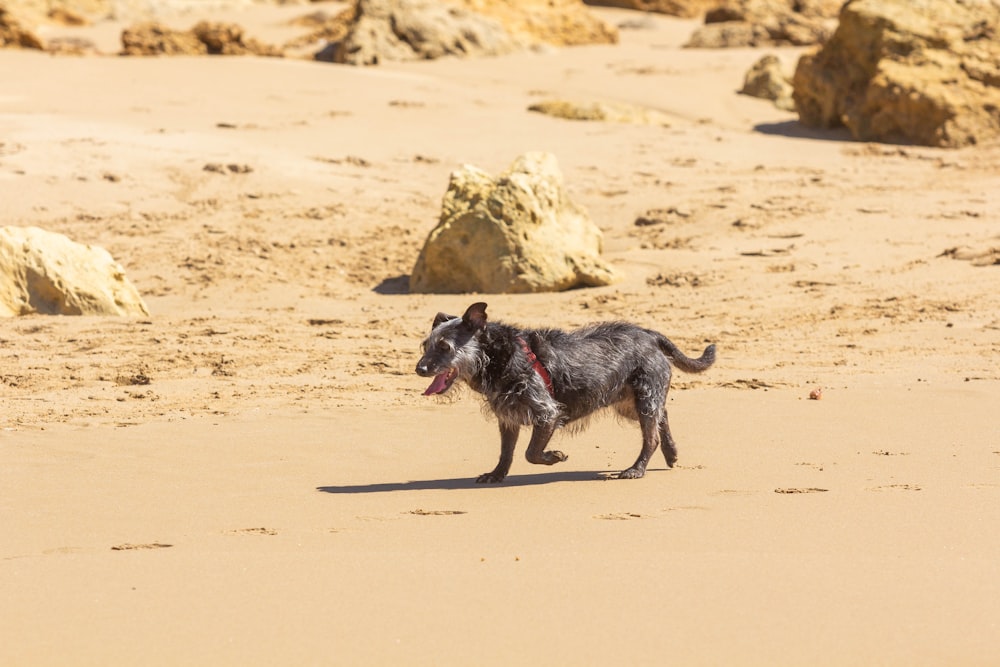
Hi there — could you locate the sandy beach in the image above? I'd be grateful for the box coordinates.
[2,3,999,664]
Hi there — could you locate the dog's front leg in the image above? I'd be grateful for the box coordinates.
[524,422,568,466]
[477,424,519,483]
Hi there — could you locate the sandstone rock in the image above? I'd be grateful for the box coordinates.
[410,153,620,294]
[685,0,839,47]
[739,54,794,111]
[793,0,1000,147]
[121,21,207,55]
[528,99,671,126]
[465,0,617,46]
[335,0,521,65]
[121,20,282,56]
[286,5,354,54]
[333,0,615,65]
[191,21,283,56]
[0,226,150,317]
[583,0,718,18]
[0,4,43,49]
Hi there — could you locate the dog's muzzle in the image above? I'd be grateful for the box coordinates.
[416,363,458,396]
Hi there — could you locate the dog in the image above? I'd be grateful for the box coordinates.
[416,302,715,483]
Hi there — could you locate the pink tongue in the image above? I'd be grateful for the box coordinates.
[423,372,451,396]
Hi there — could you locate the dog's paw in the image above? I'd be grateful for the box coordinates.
[476,472,506,484]
[527,450,568,466]
[617,467,646,480]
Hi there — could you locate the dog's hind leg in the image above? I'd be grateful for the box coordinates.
[619,410,662,479]
[524,422,568,466]
[477,424,520,484]
[659,413,678,468]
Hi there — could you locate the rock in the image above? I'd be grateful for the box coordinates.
[335,0,522,65]
[469,0,618,46]
[793,0,1000,147]
[583,0,718,18]
[410,153,620,294]
[739,54,795,111]
[285,5,354,55]
[0,226,150,317]
[191,21,282,56]
[120,20,282,56]
[333,0,615,65]
[685,0,839,47]
[0,4,43,49]
[47,7,89,26]
[528,99,671,126]
[121,21,207,55]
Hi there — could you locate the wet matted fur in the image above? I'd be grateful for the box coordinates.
[416,302,716,483]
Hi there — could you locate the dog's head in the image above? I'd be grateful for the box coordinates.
[416,302,488,396]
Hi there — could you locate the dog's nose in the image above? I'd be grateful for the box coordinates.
[416,362,430,376]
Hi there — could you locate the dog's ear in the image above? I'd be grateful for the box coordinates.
[433,312,457,329]
[462,302,488,331]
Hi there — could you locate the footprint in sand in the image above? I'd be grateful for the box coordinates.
[225,527,278,535]
[111,542,173,551]
[774,487,829,494]
[406,509,467,516]
[866,484,921,492]
[594,512,645,520]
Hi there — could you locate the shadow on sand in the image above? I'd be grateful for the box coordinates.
[373,275,410,295]
[317,470,621,494]
[754,120,855,142]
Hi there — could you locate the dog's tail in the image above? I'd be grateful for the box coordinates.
[656,335,716,373]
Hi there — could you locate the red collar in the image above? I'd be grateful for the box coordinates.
[516,336,554,396]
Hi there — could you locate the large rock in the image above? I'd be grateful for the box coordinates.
[685,0,840,47]
[583,0,718,18]
[793,0,1000,147]
[0,226,150,317]
[334,0,616,65]
[0,4,43,49]
[121,20,282,56]
[410,153,620,294]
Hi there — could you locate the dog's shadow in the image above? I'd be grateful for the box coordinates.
[317,470,617,494]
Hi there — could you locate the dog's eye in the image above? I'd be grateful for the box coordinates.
[436,340,451,353]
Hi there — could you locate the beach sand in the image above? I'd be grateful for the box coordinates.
[2,4,998,665]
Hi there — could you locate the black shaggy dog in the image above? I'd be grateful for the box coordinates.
[416,302,715,483]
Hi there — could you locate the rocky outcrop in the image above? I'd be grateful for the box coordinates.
[583,0,718,18]
[0,4,43,49]
[739,54,794,111]
[793,0,1000,147]
[528,99,671,125]
[685,0,839,47]
[410,153,620,294]
[0,226,150,317]
[334,0,616,65]
[121,20,282,56]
